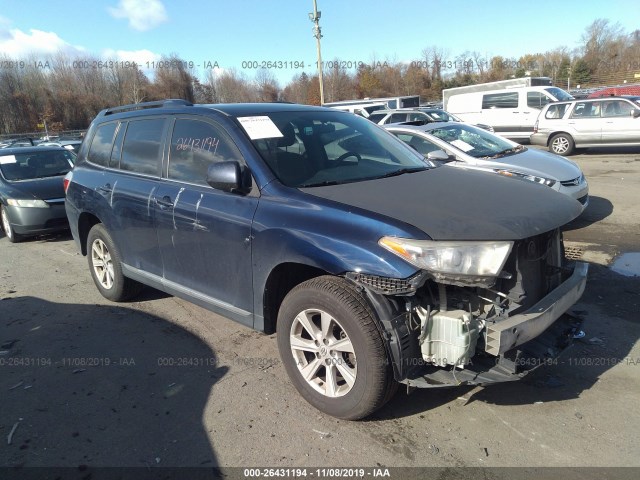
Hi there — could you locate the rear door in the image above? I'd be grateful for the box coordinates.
[153,116,258,325]
[567,100,602,143]
[107,117,168,277]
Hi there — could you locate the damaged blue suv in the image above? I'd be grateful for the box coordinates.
[65,100,588,419]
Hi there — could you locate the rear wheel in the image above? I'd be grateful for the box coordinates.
[277,276,396,420]
[549,133,575,156]
[1,205,23,243]
[87,224,142,301]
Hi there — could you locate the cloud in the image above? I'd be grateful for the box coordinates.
[102,48,161,65]
[108,0,168,31]
[0,27,84,58]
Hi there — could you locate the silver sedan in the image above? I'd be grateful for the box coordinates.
[385,122,589,210]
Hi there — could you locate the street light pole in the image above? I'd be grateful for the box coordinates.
[309,0,324,105]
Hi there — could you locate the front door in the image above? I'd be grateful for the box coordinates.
[154,117,259,325]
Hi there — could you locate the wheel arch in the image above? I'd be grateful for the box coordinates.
[77,212,103,256]
[261,262,329,334]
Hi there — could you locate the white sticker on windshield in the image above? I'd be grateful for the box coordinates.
[450,139,474,152]
[0,155,17,164]
[237,116,283,140]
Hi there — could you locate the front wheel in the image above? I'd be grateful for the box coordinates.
[277,276,396,420]
[1,205,23,243]
[86,224,142,301]
[549,133,575,156]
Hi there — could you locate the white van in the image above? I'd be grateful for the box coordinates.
[446,86,574,140]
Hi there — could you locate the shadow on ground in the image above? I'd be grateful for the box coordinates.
[563,195,614,231]
[0,296,227,469]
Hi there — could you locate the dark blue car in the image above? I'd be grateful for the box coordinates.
[64,100,588,419]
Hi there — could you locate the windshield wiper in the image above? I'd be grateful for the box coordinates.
[298,180,342,187]
[371,167,427,180]
[480,145,525,159]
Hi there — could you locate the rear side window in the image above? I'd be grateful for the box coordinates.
[120,118,165,175]
[168,119,242,185]
[87,123,117,166]
[482,92,518,109]
[544,103,569,119]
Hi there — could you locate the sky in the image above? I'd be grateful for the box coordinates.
[1,0,639,86]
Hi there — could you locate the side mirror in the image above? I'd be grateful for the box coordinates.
[427,149,454,163]
[206,161,251,194]
[631,108,640,118]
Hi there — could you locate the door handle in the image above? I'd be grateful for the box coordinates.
[155,195,174,208]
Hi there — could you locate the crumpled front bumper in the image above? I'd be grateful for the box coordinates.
[485,261,588,356]
[402,261,588,389]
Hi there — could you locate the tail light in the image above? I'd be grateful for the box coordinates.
[63,171,72,194]
[533,120,538,133]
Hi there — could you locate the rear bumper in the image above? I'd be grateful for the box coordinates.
[5,204,69,235]
[530,132,550,146]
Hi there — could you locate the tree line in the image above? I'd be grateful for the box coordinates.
[1,18,638,135]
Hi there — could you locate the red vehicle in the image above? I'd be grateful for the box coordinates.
[588,84,640,98]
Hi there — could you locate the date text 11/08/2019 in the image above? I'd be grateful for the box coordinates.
[243,468,391,478]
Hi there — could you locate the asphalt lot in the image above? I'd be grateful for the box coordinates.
[1,146,639,476]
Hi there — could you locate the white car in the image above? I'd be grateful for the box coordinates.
[385,122,589,209]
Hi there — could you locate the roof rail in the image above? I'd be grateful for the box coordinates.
[101,99,193,116]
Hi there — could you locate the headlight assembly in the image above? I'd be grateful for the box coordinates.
[6,199,49,208]
[379,237,512,277]
[494,169,556,187]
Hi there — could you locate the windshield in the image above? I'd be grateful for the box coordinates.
[428,124,523,160]
[0,150,75,181]
[545,87,574,101]
[246,110,428,187]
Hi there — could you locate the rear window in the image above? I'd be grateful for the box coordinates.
[0,150,74,181]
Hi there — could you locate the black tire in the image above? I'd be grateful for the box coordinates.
[86,224,142,302]
[277,276,396,420]
[1,205,23,243]
[549,133,575,156]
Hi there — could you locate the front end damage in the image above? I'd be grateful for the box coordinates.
[347,229,588,388]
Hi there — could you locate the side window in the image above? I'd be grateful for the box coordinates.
[120,118,165,175]
[482,92,519,109]
[408,112,427,122]
[570,101,601,118]
[87,123,117,166]
[527,92,552,109]
[389,113,408,123]
[168,119,242,185]
[602,100,633,117]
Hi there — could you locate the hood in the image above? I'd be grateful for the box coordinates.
[300,167,582,241]
[3,176,66,201]
[483,148,582,181]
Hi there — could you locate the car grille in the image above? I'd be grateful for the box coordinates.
[577,194,589,205]
[560,175,583,187]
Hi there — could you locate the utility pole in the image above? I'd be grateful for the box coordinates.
[309,0,324,105]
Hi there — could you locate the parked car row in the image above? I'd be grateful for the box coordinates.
[52,100,588,420]
[0,137,83,153]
